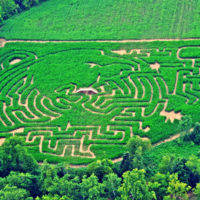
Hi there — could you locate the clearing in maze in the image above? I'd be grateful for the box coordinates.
[0,39,200,165]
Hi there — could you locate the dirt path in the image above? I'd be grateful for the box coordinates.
[160,100,182,123]
[36,126,191,168]
[10,59,21,65]
[137,78,145,98]
[128,75,138,99]
[1,38,200,45]
[109,131,185,167]
[177,47,195,68]
[153,134,180,147]
[154,77,162,99]
[0,138,5,146]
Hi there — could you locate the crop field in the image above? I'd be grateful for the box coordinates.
[0,38,200,165]
[1,0,200,40]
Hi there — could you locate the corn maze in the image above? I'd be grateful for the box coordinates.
[0,39,200,165]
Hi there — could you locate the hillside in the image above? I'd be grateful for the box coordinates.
[0,0,200,40]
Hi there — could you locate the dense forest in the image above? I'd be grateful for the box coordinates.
[1,120,200,199]
[0,0,47,23]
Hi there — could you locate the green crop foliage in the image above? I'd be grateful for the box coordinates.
[0,40,200,164]
[0,0,200,40]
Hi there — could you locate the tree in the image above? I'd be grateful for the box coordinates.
[39,160,58,194]
[132,146,145,169]
[188,122,200,144]
[119,153,132,175]
[0,0,18,19]
[126,136,151,170]
[14,0,35,11]
[158,155,191,185]
[0,6,3,24]
[0,137,38,177]
[118,168,156,200]
[193,183,200,199]
[47,174,80,199]
[0,0,45,22]
[126,136,151,158]
[158,155,179,174]
[36,194,71,200]
[164,174,190,200]
[80,174,106,200]
[103,173,121,199]
[87,159,113,181]
[3,171,40,197]
[0,185,32,200]
[186,155,200,187]
[178,115,192,138]
[149,173,169,200]
[173,158,191,185]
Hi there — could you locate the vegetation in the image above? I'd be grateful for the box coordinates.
[0,0,47,24]
[1,0,200,199]
[1,0,200,40]
[0,40,200,164]
[0,136,200,199]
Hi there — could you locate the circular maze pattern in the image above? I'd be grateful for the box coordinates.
[0,40,200,165]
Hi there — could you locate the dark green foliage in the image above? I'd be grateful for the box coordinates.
[179,115,193,137]
[158,155,193,186]
[80,174,106,200]
[0,137,38,176]
[36,195,71,200]
[0,136,200,200]
[0,0,46,23]
[126,136,152,159]
[87,159,113,181]
[158,155,181,174]
[39,160,58,194]
[126,136,152,171]
[119,153,132,175]
[0,0,18,20]
[172,159,191,185]
[102,173,121,199]
[46,174,80,199]
[184,122,200,145]
[0,171,40,197]
[0,185,32,200]
[149,173,169,200]
[190,123,200,145]
[186,155,200,188]
[118,169,156,200]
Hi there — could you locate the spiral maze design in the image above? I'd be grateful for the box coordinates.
[0,41,200,164]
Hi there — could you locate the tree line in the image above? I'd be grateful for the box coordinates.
[0,0,47,24]
[0,116,200,199]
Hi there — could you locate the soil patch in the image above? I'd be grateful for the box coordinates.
[0,138,5,146]
[76,88,98,95]
[10,59,21,65]
[150,62,160,72]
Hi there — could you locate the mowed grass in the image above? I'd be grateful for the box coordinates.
[0,0,200,40]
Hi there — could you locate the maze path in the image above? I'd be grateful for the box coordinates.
[0,52,72,127]
[0,40,200,164]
